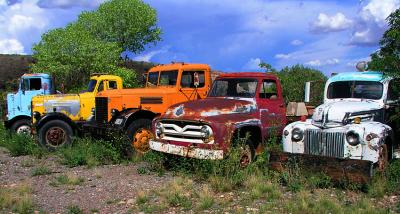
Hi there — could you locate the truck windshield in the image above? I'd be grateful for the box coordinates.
[209,78,258,98]
[87,80,97,92]
[327,81,383,100]
[159,70,178,86]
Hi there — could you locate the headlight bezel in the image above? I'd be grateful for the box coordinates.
[346,130,360,146]
[291,128,304,142]
[156,121,164,137]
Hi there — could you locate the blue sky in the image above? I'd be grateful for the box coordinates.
[0,0,398,75]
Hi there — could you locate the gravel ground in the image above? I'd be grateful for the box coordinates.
[0,147,172,213]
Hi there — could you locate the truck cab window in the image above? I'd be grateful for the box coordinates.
[108,81,118,89]
[181,71,205,88]
[147,72,159,87]
[260,80,278,99]
[159,70,178,86]
[87,80,97,92]
[98,81,104,92]
[22,78,42,91]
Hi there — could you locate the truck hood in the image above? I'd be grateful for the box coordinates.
[32,94,81,117]
[312,100,383,127]
[163,97,257,121]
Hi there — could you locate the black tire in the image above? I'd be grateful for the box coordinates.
[126,119,153,153]
[10,119,32,135]
[38,120,73,150]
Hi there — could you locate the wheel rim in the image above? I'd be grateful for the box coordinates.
[16,125,31,135]
[133,128,154,153]
[239,145,251,168]
[378,144,388,171]
[45,127,67,147]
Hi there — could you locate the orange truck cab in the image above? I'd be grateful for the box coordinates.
[84,62,216,152]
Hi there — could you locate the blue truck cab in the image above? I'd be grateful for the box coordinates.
[3,73,54,134]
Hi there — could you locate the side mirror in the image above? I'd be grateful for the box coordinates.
[304,82,311,103]
[142,74,147,84]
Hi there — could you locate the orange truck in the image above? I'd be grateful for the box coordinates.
[84,62,217,152]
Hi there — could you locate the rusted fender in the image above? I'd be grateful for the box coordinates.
[269,151,373,184]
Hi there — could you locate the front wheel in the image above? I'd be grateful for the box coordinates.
[126,119,154,154]
[233,135,256,168]
[11,119,32,135]
[38,120,73,150]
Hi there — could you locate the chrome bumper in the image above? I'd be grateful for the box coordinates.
[149,140,224,160]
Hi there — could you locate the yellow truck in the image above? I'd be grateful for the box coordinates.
[31,74,123,149]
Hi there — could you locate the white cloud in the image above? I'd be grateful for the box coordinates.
[350,0,400,46]
[291,39,303,46]
[133,46,170,62]
[305,58,339,67]
[275,53,291,59]
[305,59,321,66]
[8,14,45,34]
[0,39,24,54]
[37,0,104,9]
[311,12,353,33]
[243,57,261,70]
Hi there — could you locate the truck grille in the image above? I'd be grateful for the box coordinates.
[304,130,345,158]
[159,120,213,144]
[95,97,108,124]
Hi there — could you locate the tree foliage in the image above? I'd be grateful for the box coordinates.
[368,9,400,75]
[260,63,327,106]
[31,0,161,91]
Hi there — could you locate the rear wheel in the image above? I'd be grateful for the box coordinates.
[39,120,73,150]
[127,119,154,154]
[11,119,31,135]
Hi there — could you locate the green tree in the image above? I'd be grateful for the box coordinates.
[259,62,327,106]
[77,0,161,53]
[368,9,400,75]
[31,0,161,91]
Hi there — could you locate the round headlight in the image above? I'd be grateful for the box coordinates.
[291,128,304,142]
[200,125,211,138]
[346,131,360,146]
[111,108,119,117]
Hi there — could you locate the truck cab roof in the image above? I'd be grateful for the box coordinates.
[22,73,50,78]
[149,63,211,72]
[328,71,385,83]
[217,72,277,79]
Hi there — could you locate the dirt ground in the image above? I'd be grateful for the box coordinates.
[0,147,172,213]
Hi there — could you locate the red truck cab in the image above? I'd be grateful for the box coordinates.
[149,72,286,165]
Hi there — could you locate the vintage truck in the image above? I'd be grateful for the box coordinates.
[3,73,56,134]
[270,69,400,182]
[84,62,215,153]
[32,74,123,149]
[149,72,287,165]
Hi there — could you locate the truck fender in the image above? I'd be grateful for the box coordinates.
[114,109,158,130]
[36,112,77,132]
[5,115,31,129]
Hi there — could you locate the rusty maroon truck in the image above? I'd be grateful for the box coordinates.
[149,72,287,164]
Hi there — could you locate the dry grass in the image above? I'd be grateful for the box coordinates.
[0,182,35,213]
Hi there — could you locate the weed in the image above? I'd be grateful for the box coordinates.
[66,205,83,214]
[58,138,121,168]
[21,159,35,167]
[196,186,214,211]
[0,182,35,214]
[136,191,149,205]
[0,127,46,158]
[31,166,51,176]
[50,174,85,187]
[90,208,99,213]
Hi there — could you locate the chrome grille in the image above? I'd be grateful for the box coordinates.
[95,97,108,124]
[159,120,213,144]
[304,130,345,158]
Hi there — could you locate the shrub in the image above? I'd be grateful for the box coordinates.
[31,166,51,177]
[0,183,35,214]
[0,125,46,158]
[58,138,121,167]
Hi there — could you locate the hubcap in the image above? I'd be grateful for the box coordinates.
[133,128,154,153]
[378,144,388,172]
[16,125,31,135]
[45,127,67,147]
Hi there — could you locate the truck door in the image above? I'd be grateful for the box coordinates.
[179,70,208,101]
[20,77,44,115]
[258,79,286,137]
